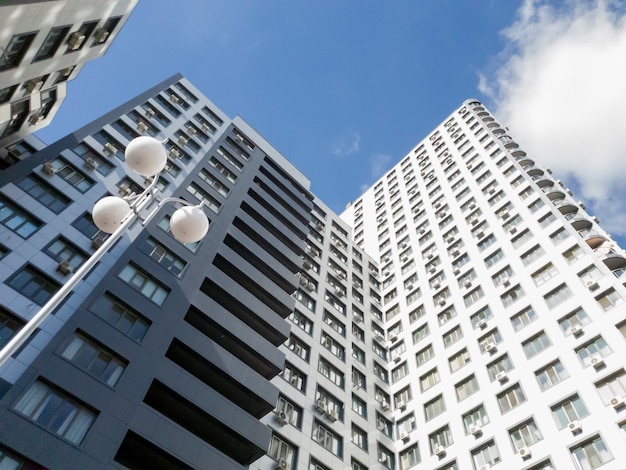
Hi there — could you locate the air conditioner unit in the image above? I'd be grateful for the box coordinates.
[275,458,288,470]
[168,148,181,159]
[178,136,188,146]
[519,447,532,459]
[438,298,446,306]
[389,334,398,342]
[471,218,479,225]
[610,396,625,409]
[470,425,482,436]
[434,445,446,457]
[43,161,56,175]
[381,401,390,410]
[485,342,497,353]
[201,122,211,132]
[400,432,410,442]
[446,236,455,244]
[488,188,496,194]
[57,260,74,275]
[397,400,406,410]
[338,272,346,279]
[315,400,327,413]
[570,324,583,336]
[327,408,338,422]
[67,32,86,50]
[451,249,460,256]
[568,420,582,433]
[303,260,312,270]
[94,29,110,43]
[427,253,434,259]
[84,158,99,171]
[170,94,179,104]
[187,126,197,136]
[419,228,426,234]
[469,202,477,209]
[476,231,485,239]
[103,143,117,155]
[25,79,44,95]
[137,121,148,133]
[464,280,472,288]
[91,233,106,249]
[305,282,315,292]
[477,318,487,329]
[453,267,460,275]
[393,355,402,363]
[501,277,511,287]
[406,283,414,291]
[145,108,156,119]
[586,280,599,291]
[401,255,409,262]
[118,184,132,197]
[495,371,508,383]
[590,355,605,368]
[508,227,518,235]
[335,287,344,297]
[379,454,389,464]
[383,271,390,277]
[432,282,441,290]
[276,411,287,425]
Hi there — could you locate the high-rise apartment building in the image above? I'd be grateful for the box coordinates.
[1,72,626,470]
[252,101,626,470]
[0,0,139,166]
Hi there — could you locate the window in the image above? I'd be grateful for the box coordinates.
[455,374,479,401]
[558,307,591,335]
[72,143,114,175]
[413,323,430,343]
[484,249,504,268]
[544,283,573,309]
[442,325,463,347]
[532,263,558,286]
[424,394,446,421]
[511,306,537,331]
[17,174,71,214]
[321,332,345,361]
[276,395,302,428]
[318,358,344,389]
[509,419,543,453]
[323,310,345,336]
[575,336,612,367]
[522,331,551,358]
[595,370,626,405]
[464,287,484,307]
[118,264,169,305]
[268,434,296,467]
[0,196,42,238]
[521,244,545,266]
[570,435,613,470]
[142,237,186,277]
[471,306,493,329]
[563,245,585,263]
[90,293,150,342]
[416,344,434,366]
[7,265,60,306]
[44,237,88,271]
[61,332,126,386]
[552,394,589,429]
[471,440,501,468]
[596,288,624,311]
[0,307,23,350]
[536,360,569,390]
[429,425,453,453]
[550,227,570,244]
[351,424,368,451]
[400,444,420,469]
[420,368,440,391]
[48,158,95,193]
[15,380,97,445]
[487,354,514,381]
[449,348,471,372]
[287,335,310,362]
[312,420,342,457]
[65,21,98,52]
[497,384,526,413]
[351,394,367,418]
[0,32,37,71]
[282,362,306,392]
[501,284,524,307]
[463,405,489,434]
[290,311,312,335]
[478,328,502,353]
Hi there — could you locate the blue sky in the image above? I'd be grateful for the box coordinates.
[37,0,626,246]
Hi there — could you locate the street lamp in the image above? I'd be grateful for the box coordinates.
[0,136,210,367]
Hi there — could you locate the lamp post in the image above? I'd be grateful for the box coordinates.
[0,136,209,367]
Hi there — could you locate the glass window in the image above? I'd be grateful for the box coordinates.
[471,440,501,468]
[551,394,589,429]
[17,174,71,214]
[544,283,573,309]
[61,331,126,386]
[0,307,23,350]
[511,306,537,331]
[575,336,612,367]
[0,32,37,70]
[44,237,88,271]
[282,362,306,392]
[522,331,551,358]
[570,436,613,470]
[312,420,342,457]
[142,237,186,277]
[7,265,60,306]
[399,444,420,469]
[0,196,42,238]
[268,434,297,467]
[49,158,95,193]
[595,370,626,405]
[420,368,440,392]
[455,374,479,401]
[424,394,446,421]
[487,354,514,381]
[596,288,624,311]
[118,263,170,305]
[462,404,489,434]
[536,360,569,391]
[429,425,453,453]
[509,419,543,453]
[90,293,150,342]
[449,348,471,372]
[14,380,97,445]
[497,384,526,413]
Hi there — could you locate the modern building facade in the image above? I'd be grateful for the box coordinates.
[0,74,314,469]
[0,0,139,165]
[1,73,626,470]
[252,101,626,470]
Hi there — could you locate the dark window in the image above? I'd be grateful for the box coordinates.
[7,265,61,306]
[65,21,98,52]
[0,84,18,104]
[90,293,150,342]
[91,16,122,46]
[0,196,41,238]
[33,26,71,61]
[17,174,71,214]
[0,32,37,71]
[0,307,24,350]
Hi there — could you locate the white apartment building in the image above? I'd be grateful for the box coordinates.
[256,99,626,470]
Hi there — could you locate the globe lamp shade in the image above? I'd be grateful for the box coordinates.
[92,196,131,233]
[170,206,209,243]
[125,136,167,177]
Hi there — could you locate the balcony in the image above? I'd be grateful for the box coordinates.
[570,216,593,231]
[585,232,608,249]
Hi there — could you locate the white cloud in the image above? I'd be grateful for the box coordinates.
[370,153,393,179]
[481,0,626,237]
[331,131,361,157]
